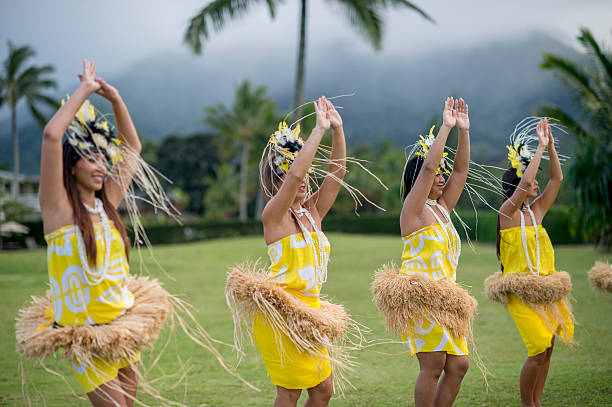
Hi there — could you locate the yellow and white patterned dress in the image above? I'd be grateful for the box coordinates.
[45,222,139,392]
[253,231,332,389]
[500,225,574,356]
[399,221,468,356]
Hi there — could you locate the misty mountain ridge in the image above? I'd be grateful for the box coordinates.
[0,32,584,173]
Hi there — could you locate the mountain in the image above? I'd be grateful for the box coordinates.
[0,32,585,174]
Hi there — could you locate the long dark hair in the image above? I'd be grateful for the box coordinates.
[496,167,522,266]
[402,156,425,201]
[62,141,130,262]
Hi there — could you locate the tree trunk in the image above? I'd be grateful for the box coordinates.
[11,105,19,199]
[292,0,307,120]
[239,139,250,221]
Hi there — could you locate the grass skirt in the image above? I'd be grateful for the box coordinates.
[225,263,363,395]
[484,271,574,344]
[371,264,477,339]
[16,276,254,406]
[588,261,612,294]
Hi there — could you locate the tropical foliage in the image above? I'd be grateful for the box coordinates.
[184,0,432,117]
[538,28,612,249]
[204,80,277,220]
[0,41,57,197]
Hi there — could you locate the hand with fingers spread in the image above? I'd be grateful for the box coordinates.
[536,119,549,147]
[456,98,470,131]
[314,96,331,132]
[326,99,343,130]
[77,59,100,93]
[442,97,457,129]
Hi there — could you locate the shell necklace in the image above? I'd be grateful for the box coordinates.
[77,197,112,285]
[291,206,328,287]
[519,204,540,275]
[426,198,461,269]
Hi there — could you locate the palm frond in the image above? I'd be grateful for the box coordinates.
[541,53,600,106]
[184,0,279,54]
[5,42,35,80]
[332,0,383,49]
[578,28,612,90]
[27,102,47,128]
[375,0,434,23]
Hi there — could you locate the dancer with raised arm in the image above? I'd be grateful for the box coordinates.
[226,96,366,407]
[372,97,478,407]
[485,118,574,407]
[16,60,248,407]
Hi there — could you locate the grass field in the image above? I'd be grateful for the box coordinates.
[1,234,610,406]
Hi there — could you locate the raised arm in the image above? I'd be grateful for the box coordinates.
[400,97,456,230]
[500,119,548,218]
[440,98,470,211]
[92,78,142,208]
[532,119,562,215]
[261,97,331,226]
[308,99,346,219]
[39,60,99,214]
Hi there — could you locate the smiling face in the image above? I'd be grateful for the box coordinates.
[527,178,539,199]
[72,153,107,193]
[428,171,446,199]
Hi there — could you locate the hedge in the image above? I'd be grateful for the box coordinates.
[12,206,581,248]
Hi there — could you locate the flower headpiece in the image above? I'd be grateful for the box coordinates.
[415,125,450,174]
[63,97,122,167]
[506,116,567,178]
[268,121,311,175]
[506,142,532,177]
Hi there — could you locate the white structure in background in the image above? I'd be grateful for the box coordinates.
[0,170,40,210]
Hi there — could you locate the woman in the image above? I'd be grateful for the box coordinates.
[485,118,574,407]
[226,96,355,407]
[372,97,477,407]
[16,60,173,407]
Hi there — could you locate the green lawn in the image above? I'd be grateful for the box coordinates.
[1,234,610,406]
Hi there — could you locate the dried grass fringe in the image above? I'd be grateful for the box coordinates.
[484,271,575,344]
[588,261,612,294]
[16,276,257,406]
[225,263,365,396]
[371,264,477,339]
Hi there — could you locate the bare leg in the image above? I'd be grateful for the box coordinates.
[434,354,469,407]
[533,337,555,407]
[305,374,333,407]
[519,350,548,407]
[87,377,128,407]
[117,363,139,407]
[275,386,302,407]
[415,352,446,407]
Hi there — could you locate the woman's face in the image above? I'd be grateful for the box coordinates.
[527,179,539,198]
[428,171,445,199]
[72,153,107,192]
[276,173,308,202]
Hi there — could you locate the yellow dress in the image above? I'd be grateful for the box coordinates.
[500,225,574,357]
[45,222,140,392]
[253,231,332,389]
[399,222,468,356]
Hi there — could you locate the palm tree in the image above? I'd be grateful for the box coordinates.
[538,28,612,249]
[204,80,277,220]
[0,41,57,198]
[184,0,433,118]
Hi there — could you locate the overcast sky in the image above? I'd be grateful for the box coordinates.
[1,0,610,90]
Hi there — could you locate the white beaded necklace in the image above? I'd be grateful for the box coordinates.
[292,206,328,286]
[519,204,540,275]
[426,198,461,269]
[77,197,112,285]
